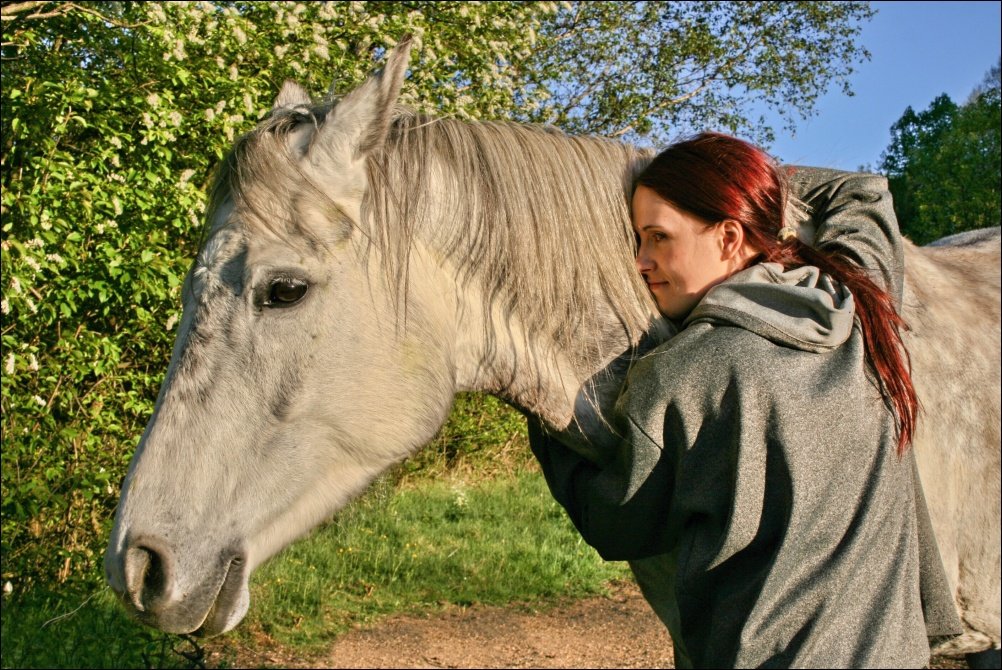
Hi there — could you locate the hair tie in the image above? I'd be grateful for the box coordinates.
[778,193,811,244]
[777,226,798,243]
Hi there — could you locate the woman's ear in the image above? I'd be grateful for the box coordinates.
[718,219,745,260]
[718,219,760,268]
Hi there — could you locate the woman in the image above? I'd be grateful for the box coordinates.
[529,132,961,668]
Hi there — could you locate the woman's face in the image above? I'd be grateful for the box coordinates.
[632,185,743,320]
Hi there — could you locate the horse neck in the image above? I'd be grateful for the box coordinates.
[392,123,661,442]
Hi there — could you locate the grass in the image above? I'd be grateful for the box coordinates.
[0,586,204,669]
[242,471,630,649]
[1,469,631,669]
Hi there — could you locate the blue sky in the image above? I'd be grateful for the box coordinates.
[763,0,1001,171]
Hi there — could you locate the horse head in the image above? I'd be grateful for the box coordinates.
[105,39,455,635]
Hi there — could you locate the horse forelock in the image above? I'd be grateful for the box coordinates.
[202,105,338,252]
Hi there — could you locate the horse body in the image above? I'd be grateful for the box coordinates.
[104,42,1001,655]
[901,234,1002,654]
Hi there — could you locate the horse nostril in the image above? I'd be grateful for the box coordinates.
[124,539,174,613]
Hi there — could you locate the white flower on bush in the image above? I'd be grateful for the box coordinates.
[4,353,14,375]
[166,313,179,331]
[28,354,38,372]
[0,298,9,316]
[33,395,46,407]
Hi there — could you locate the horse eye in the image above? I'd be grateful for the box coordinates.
[266,278,308,307]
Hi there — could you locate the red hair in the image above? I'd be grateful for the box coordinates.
[636,132,918,454]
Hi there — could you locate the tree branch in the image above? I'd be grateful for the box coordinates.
[63,2,148,28]
[1,1,147,27]
[607,83,709,138]
[1,1,70,21]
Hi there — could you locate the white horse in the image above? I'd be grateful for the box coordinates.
[104,41,1000,662]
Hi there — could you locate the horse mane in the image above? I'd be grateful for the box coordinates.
[369,110,657,374]
[209,104,658,378]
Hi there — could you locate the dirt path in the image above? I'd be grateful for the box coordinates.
[208,582,671,669]
[207,582,967,669]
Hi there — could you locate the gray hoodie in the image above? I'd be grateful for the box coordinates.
[529,169,961,668]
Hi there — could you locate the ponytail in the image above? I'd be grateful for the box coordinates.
[777,242,917,454]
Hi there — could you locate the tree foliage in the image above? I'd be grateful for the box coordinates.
[879,59,1001,244]
[523,1,874,145]
[1,1,874,590]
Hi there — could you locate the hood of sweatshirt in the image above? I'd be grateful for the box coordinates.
[683,262,855,353]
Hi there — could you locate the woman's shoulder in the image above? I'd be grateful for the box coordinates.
[616,322,801,455]
[626,322,778,403]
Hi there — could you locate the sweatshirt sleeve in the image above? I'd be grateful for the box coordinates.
[527,335,750,564]
[788,167,905,304]
[527,406,676,562]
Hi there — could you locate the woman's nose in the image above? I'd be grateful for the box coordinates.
[635,247,653,273]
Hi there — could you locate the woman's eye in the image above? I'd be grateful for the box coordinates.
[266,278,308,307]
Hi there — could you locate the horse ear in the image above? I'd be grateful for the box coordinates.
[311,36,413,162]
[273,80,311,111]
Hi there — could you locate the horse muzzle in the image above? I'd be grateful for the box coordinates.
[105,534,250,636]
